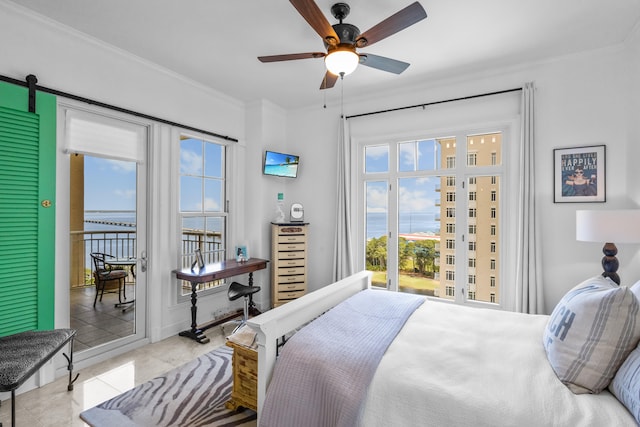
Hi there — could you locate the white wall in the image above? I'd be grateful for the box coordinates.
[284,45,640,314]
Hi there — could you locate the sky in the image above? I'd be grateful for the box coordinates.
[84,156,136,211]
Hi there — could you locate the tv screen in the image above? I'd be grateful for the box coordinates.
[263,150,300,178]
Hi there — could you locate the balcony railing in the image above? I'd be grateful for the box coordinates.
[70,229,223,288]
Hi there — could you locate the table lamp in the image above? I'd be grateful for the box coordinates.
[576,209,640,285]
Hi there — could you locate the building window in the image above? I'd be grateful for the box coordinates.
[469,258,476,268]
[446,270,455,281]
[469,191,476,201]
[469,241,476,251]
[446,156,456,169]
[446,223,456,234]
[468,274,476,284]
[491,190,496,201]
[179,136,227,294]
[491,207,497,218]
[469,224,477,234]
[491,276,496,287]
[490,259,496,270]
[467,152,477,166]
[446,207,455,218]
[446,286,455,296]
[447,191,456,202]
[446,239,455,249]
[490,241,496,253]
[469,208,477,218]
[468,291,476,300]
[491,152,497,165]
[446,176,456,186]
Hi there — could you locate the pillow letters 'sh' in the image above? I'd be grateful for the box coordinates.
[543,275,640,394]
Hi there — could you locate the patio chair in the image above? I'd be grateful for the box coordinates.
[90,252,127,308]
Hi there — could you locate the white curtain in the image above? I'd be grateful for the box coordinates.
[515,82,544,313]
[332,115,354,281]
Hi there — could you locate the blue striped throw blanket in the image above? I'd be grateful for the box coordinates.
[260,289,425,427]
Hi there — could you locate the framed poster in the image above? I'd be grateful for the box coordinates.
[553,145,605,203]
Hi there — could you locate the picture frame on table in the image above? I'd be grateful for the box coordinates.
[553,145,606,203]
[191,248,205,272]
[235,245,248,262]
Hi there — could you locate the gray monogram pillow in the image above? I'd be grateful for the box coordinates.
[543,275,640,394]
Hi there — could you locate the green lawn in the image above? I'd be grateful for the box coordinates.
[371,271,439,295]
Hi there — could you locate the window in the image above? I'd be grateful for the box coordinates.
[490,241,496,253]
[491,207,497,218]
[179,136,227,294]
[490,259,496,270]
[358,130,506,307]
[446,156,456,168]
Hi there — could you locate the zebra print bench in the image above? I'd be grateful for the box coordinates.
[0,329,78,427]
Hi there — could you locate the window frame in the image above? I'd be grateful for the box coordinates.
[176,131,232,299]
[354,120,518,310]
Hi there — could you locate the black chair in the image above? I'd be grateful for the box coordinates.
[90,252,128,308]
[227,281,261,333]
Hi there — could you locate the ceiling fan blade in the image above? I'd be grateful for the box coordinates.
[359,53,410,74]
[356,2,427,47]
[258,52,326,63]
[320,72,338,90]
[290,0,339,44]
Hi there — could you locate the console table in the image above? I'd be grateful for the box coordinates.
[173,258,268,344]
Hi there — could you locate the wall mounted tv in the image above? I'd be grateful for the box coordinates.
[263,150,300,178]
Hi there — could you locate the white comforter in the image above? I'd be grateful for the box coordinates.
[358,300,637,426]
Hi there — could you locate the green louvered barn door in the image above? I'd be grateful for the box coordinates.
[0,79,56,336]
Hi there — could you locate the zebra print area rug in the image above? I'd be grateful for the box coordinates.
[80,345,256,427]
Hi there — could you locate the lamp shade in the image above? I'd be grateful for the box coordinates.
[576,210,640,243]
[324,48,359,76]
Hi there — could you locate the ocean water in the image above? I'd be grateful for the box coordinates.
[86,211,439,240]
[367,212,439,239]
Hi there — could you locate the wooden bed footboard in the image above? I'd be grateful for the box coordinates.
[246,270,372,419]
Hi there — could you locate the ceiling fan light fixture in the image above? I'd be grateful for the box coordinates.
[325,48,359,76]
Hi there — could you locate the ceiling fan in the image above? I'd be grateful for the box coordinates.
[258,0,427,89]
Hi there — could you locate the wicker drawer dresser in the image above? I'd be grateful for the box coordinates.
[271,223,308,307]
[225,340,258,412]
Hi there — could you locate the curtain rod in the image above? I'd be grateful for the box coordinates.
[345,87,522,120]
[0,74,238,143]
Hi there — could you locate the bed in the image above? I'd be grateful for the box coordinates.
[245,271,640,426]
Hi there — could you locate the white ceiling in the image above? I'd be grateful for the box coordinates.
[10,0,640,109]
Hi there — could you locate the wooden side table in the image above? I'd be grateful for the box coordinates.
[225,341,258,412]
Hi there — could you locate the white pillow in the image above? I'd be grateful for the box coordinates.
[543,275,640,394]
[609,343,640,424]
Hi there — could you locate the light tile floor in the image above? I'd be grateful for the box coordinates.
[0,327,227,426]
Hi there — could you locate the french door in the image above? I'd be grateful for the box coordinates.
[62,105,148,355]
[359,130,505,307]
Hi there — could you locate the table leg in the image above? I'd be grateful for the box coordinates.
[178,281,210,344]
